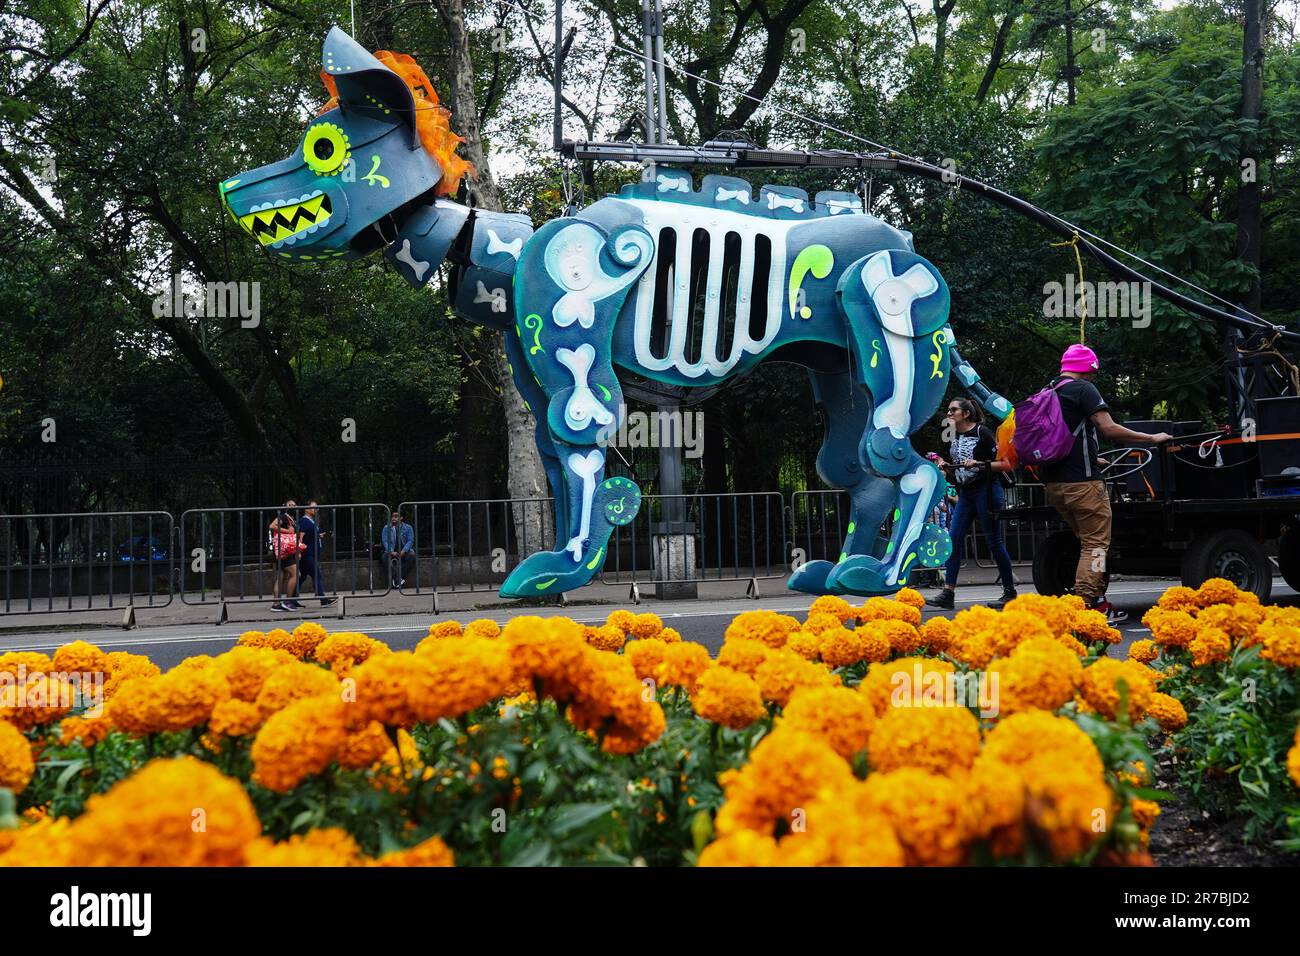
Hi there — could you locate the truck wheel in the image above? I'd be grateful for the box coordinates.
[1180,529,1272,602]
[1033,530,1079,596]
[1275,524,1300,592]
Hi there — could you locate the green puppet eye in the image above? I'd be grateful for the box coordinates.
[303,122,350,176]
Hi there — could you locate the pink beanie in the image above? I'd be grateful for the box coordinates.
[1061,344,1100,374]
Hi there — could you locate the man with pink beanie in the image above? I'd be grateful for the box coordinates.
[1042,345,1171,623]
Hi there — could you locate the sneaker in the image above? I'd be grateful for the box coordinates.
[1091,599,1129,625]
[271,603,289,612]
[320,597,338,607]
[989,590,1018,610]
[285,601,304,610]
[925,590,955,610]
[397,579,405,588]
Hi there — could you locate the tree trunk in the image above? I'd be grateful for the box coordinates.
[439,0,549,553]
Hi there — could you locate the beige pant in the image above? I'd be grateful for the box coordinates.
[1045,480,1112,601]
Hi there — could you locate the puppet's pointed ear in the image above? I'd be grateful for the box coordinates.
[322,27,418,146]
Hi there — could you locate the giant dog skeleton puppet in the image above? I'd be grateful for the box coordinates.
[220,29,1012,600]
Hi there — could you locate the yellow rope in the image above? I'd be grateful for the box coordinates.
[1050,232,1087,343]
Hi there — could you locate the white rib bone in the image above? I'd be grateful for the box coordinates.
[565,449,605,561]
[394,239,429,282]
[715,186,750,204]
[656,173,690,193]
[485,228,523,260]
[557,344,615,433]
[473,280,507,313]
[824,198,860,215]
[766,192,805,213]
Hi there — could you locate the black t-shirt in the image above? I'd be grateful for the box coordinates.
[1040,377,1108,483]
[949,424,998,488]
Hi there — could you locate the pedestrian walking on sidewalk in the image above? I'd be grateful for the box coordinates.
[927,398,1018,610]
[269,500,303,612]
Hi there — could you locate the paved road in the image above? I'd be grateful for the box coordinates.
[6,578,1291,670]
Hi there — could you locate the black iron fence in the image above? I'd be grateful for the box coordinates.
[0,511,174,615]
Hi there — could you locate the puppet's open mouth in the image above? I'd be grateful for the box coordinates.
[238,191,333,247]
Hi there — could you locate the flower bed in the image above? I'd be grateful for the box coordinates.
[1136,581,1300,851]
[0,588,1253,867]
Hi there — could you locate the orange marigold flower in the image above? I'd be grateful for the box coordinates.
[691,667,765,730]
[1195,577,1241,608]
[336,721,392,769]
[315,632,392,674]
[253,660,340,719]
[754,649,838,707]
[0,672,76,730]
[464,618,501,639]
[102,652,160,698]
[286,621,330,658]
[426,619,463,640]
[1198,603,1262,646]
[658,641,713,692]
[370,834,455,867]
[0,720,34,794]
[59,715,111,749]
[212,645,296,702]
[1147,609,1196,648]
[657,626,684,643]
[585,623,627,652]
[51,640,108,676]
[858,657,956,716]
[715,638,772,676]
[245,828,361,866]
[1189,626,1232,667]
[1079,658,1156,720]
[606,609,636,634]
[809,595,855,623]
[1071,608,1121,645]
[209,698,262,737]
[778,783,906,866]
[919,615,954,654]
[67,757,260,865]
[876,618,922,655]
[0,651,51,676]
[697,830,781,867]
[408,642,513,724]
[1259,621,1300,669]
[251,695,348,792]
[108,668,230,736]
[867,705,981,776]
[1020,751,1114,861]
[986,636,1082,716]
[1145,692,1187,732]
[894,587,925,610]
[964,757,1025,858]
[1002,593,1076,637]
[1156,585,1199,612]
[862,767,974,866]
[714,727,855,838]
[1127,639,1158,664]
[785,630,821,661]
[726,610,792,648]
[624,638,667,682]
[781,684,875,759]
[982,710,1103,777]
[629,612,664,640]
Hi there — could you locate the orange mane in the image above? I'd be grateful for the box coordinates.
[318,49,474,198]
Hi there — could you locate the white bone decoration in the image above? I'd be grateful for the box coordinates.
[656,173,690,193]
[485,228,523,260]
[473,280,507,313]
[394,239,429,282]
[766,192,805,213]
[714,186,751,204]
[556,344,616,432]
[861,250,940,438]
[565,449,606,561]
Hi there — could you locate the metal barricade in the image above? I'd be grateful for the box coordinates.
[788,489,853,568]
[397,498,557,596]
[0,511,174,618]
[599,492,787,588]
[179,504,390,615]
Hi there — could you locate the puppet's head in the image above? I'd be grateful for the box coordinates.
[219,28,472,262]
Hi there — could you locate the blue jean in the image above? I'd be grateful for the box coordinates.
[943,481,1015,590]
[297,556,326,597]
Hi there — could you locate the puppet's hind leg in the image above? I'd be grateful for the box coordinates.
[788,369,899,595]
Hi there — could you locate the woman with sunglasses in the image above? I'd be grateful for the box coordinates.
[926,398,1017,610]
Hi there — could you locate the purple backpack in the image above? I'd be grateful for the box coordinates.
[1013,380,1081,465]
